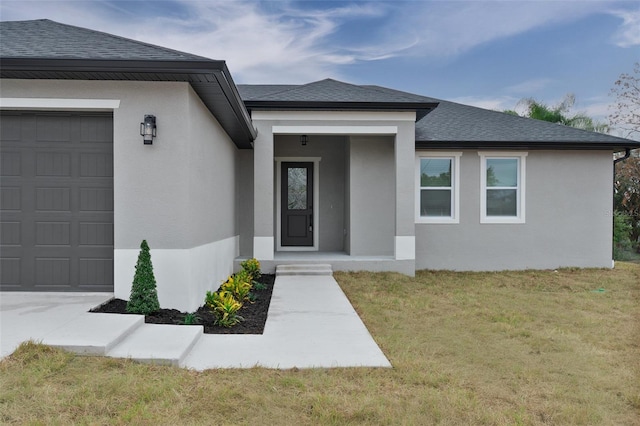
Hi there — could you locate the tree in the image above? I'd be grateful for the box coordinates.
[609,62,640,140]
[512,94,609,133]
[611,64,640,253]
[614,157,640,246]
[126,239,160,315]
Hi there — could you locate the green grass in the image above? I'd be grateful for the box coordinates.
[2,264,639,425]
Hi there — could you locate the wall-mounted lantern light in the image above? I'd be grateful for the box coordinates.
[300,134,308,146]
[140,115,157,145]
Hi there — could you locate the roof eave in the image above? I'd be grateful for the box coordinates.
[244,100,439,121]
[0,58,257,148]
[0,57,226,74]
[415,140,640,151]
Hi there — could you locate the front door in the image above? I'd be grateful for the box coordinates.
[281,162,313,246]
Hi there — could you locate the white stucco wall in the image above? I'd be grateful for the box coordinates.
[415,150,613,270]
[1,79,239,310]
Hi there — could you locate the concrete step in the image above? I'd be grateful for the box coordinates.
[276,264,333,276]
[42,313,144,355]
[107,323,203,367]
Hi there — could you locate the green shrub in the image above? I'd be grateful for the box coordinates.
[253,281,267,291]
[240,258,261,281]
[183,313,200,325]
[614,211,634,260]
[220,272,252,302]
[205,291,243,327]
[126,240,160,315]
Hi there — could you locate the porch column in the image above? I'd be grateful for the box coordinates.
[394,121,416,261]
[253,123,274,260]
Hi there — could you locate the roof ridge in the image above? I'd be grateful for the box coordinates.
[3,19,213,62]
[251,78,360,99]
[255,78,407,101]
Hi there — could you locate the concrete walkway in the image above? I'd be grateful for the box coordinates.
[0,268,391,370]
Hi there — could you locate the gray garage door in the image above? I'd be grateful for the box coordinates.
[0,111,114,291]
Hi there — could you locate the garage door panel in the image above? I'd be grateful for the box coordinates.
[1,151,22,176]
[79,258,114,287]
[36,115,71,142]
[35,222,71,246]
[0,258,21,286]
[0,111,113,291]
[0,222,21,245]
[80,153,113,177]
[81,116,113,143]
[79,222,113,246]
[35,257,71,287]
[36,152,72,176]
[1,187,22,210]
[36,187,72,211]
[0,115,22,140]
[80,188,113,211]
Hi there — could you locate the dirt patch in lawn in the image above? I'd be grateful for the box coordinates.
[90,274,275,334]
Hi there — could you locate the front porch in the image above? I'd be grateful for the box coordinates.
[235,252,415,275]
[240,110,419,276]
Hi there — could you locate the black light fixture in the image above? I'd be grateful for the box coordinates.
[140,115,157,145]
[300,134,308,146]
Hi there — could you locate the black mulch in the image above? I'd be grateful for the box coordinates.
[90,274,275,334]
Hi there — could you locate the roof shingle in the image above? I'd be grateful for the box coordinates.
[0,19,208,61]
[240,80,637,147]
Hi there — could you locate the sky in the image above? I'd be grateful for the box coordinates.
[1,0,639,134]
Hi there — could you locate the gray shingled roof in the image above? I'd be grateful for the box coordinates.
[240,80,638,149]
[239,79,438,120]
[0,19,255,148]
[241,79,436,103]
[0,19,207,61]
[238,85,299,101]
[416,101,640,147]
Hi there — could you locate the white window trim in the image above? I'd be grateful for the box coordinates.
[479,152,527,224]
[415,152,461,224]
[275,157,321,251]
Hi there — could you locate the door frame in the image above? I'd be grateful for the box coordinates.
[275,157,321,251]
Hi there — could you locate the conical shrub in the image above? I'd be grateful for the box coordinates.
[126,239,160,315]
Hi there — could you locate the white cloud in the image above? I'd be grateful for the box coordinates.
[0,0,386,83]
[610,8,640,47]
[451,94,616,123]
[450,95,519,112]
[582,99,611,120]
[1,0,636,86]
[505,78,554,94]
[390,1,610,58]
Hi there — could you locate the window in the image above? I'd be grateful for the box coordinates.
[479,152,527,223]
[416,153,461,223]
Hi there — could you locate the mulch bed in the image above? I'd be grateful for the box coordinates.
[90,274,275,334]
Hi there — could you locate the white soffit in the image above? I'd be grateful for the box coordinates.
[272,125,398,135]
[253,110,416,121]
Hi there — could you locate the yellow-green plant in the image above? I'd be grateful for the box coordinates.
[240,258,261,281]
[205,291,243,327]
[220,272,252,302]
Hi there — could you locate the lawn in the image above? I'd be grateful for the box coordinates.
[1,264,639,425]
